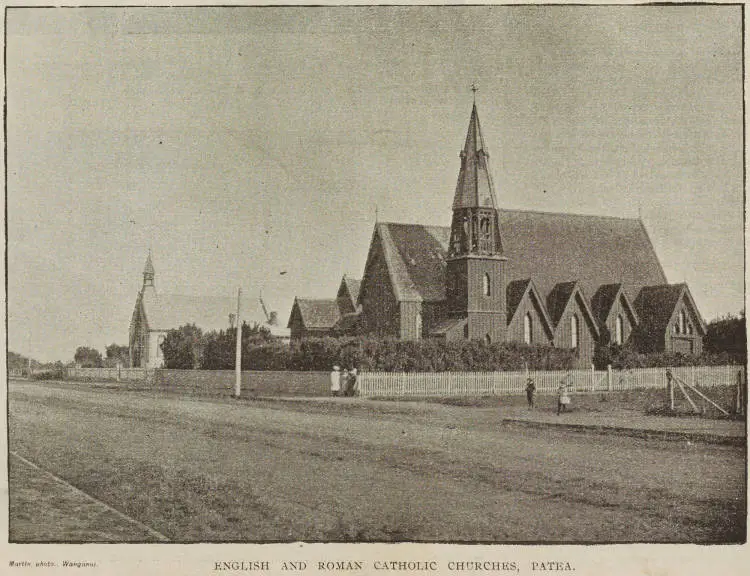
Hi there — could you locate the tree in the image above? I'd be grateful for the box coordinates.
[161,324,204,369]
[105,343,130,367]
[74,346,103,368]
[704,311,746,362]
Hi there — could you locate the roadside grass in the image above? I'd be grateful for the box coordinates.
[374,385,742,419]
[9,454,163,542]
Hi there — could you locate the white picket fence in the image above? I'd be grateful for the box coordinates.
[358,365,745,398]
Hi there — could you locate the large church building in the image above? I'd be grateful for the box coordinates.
[289,103,706,367]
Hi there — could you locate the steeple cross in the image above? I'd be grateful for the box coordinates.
[471,83,478,103]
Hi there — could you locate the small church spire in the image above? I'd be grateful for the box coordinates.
[143,250,155,289]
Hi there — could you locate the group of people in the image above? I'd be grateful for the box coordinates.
[524,374,572,415]
[330,365,358,397]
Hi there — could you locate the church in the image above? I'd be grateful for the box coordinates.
[129,253,290,369]
[288,101,706,368]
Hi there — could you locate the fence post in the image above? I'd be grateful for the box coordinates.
[607,364,612,392]
[590,364,595,392]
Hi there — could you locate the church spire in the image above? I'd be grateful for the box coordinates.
[143,251,155,289]
[448,101,503,259]
[452,102,499,211]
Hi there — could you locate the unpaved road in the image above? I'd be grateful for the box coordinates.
[8,381,746,542]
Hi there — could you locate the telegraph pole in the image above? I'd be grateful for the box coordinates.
[234,287,242,398]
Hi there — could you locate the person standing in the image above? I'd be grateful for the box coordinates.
[349,368,358,397]
[330,365,341,397]
[525,377,536,409]
[557,381,571,415]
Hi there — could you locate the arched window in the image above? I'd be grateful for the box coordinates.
[687,323,694,335]
[615,315,624,345]
[463,323,469,339]
[483,273,491,297]
[415,310,422,339]
[571,315,579,349]
[679,310,686,335]
[485,334,492,345]
[524,313,533,345]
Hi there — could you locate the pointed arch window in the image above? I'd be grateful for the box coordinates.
[679,310,686,335]
[483,273,491,297]
[615,315,624,345]
[571,315,579,349]
[415,309,422,340]
[463,324,469,340]
[524,313,533,345]
[485,334,492,345]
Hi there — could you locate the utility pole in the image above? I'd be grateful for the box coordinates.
[234,287,242,398]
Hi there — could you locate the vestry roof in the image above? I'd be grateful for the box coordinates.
[291,298,341,330]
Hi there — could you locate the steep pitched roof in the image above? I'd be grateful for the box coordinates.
[546,282,579,326]
[141,291,289,337]
[498,210,667,302]
[339,277,362,310]
[374,222,450,302]
[290,298,341,330]
[506,279,532,321]
[453,104,499,210]
[634,283,706,336]
[546,281,599,337]
[591,283,639,326]
[506,278,554,337]
[372,210,666,309]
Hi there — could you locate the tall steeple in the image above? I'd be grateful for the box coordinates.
[143,251,155,289]
[445,97,507,343]
[448,102,504,258]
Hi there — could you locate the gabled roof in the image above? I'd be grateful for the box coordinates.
[140,291,289,337]
[289,298,341,330]
[372,222,450,303]
[371,210,666,308]
[634,283,707,336]
[338,276,362,310]
[546,282,600,338]
[591,283,639,326]
[453,104,499,210]
[498,210,667,302]
[506,278,554,338]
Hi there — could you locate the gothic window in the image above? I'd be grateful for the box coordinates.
[471,214,479,251]
[415,310,422,339]
[483,273,491,297]
[524,313,533,345]
[479,216,492,252]
[615,315,624,345]
[674,322,680,334]
[679,310,686,335]
[571,315,579,349]
[687,323,694,335]
[485,334,492,345]
[464,324,469,339]
[462,216,470,251]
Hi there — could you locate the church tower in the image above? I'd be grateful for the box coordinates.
[445,101,507,343]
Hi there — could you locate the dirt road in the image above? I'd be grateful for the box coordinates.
[8,381,746,542]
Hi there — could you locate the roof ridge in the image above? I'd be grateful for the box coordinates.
[499,207,642,222]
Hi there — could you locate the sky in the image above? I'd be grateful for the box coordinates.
[6,6,744,363]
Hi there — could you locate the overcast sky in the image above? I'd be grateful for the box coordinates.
[7,6,744,362]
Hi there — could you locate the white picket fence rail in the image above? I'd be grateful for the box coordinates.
[358,365,745,398]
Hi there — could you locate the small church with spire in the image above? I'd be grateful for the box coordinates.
[129,252,290,369]
[289,96,707,367]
